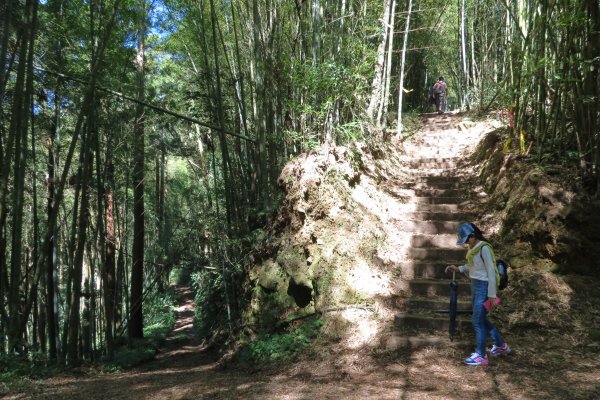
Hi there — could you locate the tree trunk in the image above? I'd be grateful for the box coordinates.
[7,0,37,353]
[0,0,14,104]
[45,86,60,360]
[82,249,92,361]
[209,0,235,331]
[459,0,470,109]
[378,0,396,128]
[367,0,392,124]
[251,0,269,217]
[311,0,321,65]
[396,0,413,135]
[129,3,146,340]
[195,125,212,208]
[103,164,116,358]
[67,126,93,366]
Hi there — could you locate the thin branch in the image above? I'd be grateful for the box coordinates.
[32,65,257,143]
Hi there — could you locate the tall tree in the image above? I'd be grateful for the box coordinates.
[129,0,147,340]
[209,0,235,234]
[458,0,469,109]
[103,151,117,358]
[396,0,413,135]
[367,0,394,126]
[66,123,93,365]
[5,0,38,353]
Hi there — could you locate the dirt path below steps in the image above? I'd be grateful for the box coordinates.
[7,113,600,400]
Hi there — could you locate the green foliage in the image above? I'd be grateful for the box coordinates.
[347,147,363,171]
[539,147,584,166]
[106,288,176,371]
[169,266,191,285]
[335,121,364,144]
[143,287,177,339]
[0,352,62,389]
[399,109,424,137]
[0,289,177,378]
[105,340,159,372]
[284,129,321,152]
[192,270,227,339]
[235,318,324,367]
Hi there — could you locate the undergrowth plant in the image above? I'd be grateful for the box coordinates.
[105,287,177,371]
[234,318,324,368]
[192,269,227,339]
[0,288,177,386]
[0,352,62,393]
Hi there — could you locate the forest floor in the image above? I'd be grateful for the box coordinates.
[11,283,599,400]
[7,112,600,400]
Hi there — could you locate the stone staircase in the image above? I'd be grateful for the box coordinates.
[391,115,477,339]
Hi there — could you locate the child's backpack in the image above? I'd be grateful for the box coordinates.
[479,249,509,291]
[496,259,509,290]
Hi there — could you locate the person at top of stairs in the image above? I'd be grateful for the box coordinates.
[432,76,447,114]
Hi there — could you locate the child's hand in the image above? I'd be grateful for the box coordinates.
[484,297,500,311]
[445,265,460,273]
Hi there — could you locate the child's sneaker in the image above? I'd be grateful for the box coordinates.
[490,343,511,356]
[464,352,489,366]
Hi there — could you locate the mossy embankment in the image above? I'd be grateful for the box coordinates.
[237,113,600,367]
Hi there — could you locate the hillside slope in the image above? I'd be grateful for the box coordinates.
[246,109,600,340]
[244,113,496,345]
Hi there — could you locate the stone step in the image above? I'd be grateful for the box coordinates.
[394,186,465,200]
[400,157,460,164]
[405,141,459,149]
[402,151,464,160]
[410,234,459,248]
[390,188,464,198]
[410,175,462,184]
[407,247,466,260]
[413,188,464,197]
[404,167,455,175]
[415,132,460,138]
[405,161,459,169]
[406,170,459,178]
[401,181,461,190]
[414,203,461,213]
[395,312,471,332]
[404,297,471,313]
[415,131,461,138]
[409,279,471,297]
[410,261,462,279]
[394,220,459,234]
[409,211,472,221]
[413,197,464,205]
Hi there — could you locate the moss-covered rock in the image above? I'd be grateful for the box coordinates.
[250,259,287,292]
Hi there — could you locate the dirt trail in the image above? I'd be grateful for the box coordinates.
[8,113,600,400]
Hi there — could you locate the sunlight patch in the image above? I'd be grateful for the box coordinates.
[347,259,391,297]
[341,308,379,349]
[351,185,382,217]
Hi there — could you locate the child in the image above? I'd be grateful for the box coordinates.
[446,223,511,366]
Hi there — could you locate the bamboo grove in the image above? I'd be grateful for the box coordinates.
[0,0,597,364]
